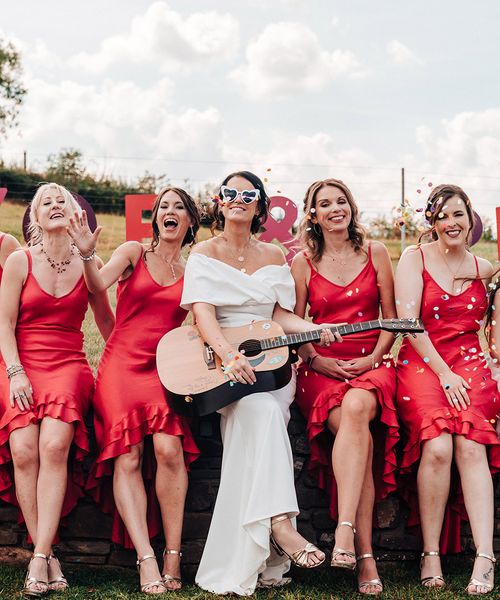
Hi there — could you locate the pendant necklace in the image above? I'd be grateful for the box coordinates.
[157,250,180,280]
[40,243,75,274]
[221,235,252,273]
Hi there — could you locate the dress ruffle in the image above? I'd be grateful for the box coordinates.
[297,364,399,521]
[87,404,199,548]
[0,393,90,522]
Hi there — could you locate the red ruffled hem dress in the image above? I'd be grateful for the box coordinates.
[86,249,199,548]
[295,247,399,522]
[396,246,500,553]
[0,250,93,520]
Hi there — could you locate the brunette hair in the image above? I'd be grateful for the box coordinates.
[148,186,200,252]
[485,269,500,342]
[28,182,81,246]
[297,178,366,263]
[209,170,270,235]
[419,184,475,244]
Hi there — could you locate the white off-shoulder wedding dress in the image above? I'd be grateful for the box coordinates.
[181,253,299,595]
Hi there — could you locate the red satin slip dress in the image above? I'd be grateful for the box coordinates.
[0,249,93,517]
[87,248,199,548]
[295,245,399,522]
[396,246,500,553]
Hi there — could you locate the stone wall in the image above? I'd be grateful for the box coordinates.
[1,406,499,574]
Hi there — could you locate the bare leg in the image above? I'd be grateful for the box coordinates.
[454,436,495,594]
[153,433,187,590]
[417,433,453,587]
[329,388,378,567]
[113,441,164,594]
[354,438,382,594]
[10,424,48,592]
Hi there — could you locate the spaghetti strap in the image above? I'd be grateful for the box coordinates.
[473,255,480,278]
[24,249,32,274]
[304,253,317,273]
[0,233,4,250]
[367,242,372,262]
[417,245,426,269]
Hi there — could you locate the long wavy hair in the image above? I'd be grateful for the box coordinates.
[209,171,270,235]
[148,186,200,253]
[28,182,81,246]
[297,178,366,263]
[419,184,475,244]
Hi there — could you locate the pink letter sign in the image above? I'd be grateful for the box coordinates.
[0,188,7,205]
[125,194,156,242]
[259,196,298,264]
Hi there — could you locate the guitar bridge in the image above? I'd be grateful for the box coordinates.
[203,343,216,369]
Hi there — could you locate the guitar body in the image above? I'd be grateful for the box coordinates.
[156,320,292,416]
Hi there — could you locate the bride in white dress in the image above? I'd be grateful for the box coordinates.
[181,171,338,595]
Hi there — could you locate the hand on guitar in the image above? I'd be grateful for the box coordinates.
[317,324,343,347]
[311,356,355,381]
[223,350,257,385]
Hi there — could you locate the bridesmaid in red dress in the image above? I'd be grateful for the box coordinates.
[0,183,114,596]
[68,187,200,594]
[292,178,398,596]
[0,231,21,282]
[395,184,499,595]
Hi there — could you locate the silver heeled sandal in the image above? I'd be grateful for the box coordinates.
[47,554,69,592]
[357,553,383,596]
[420,551,446,588]
[136,555,167,595]
[270,514,325,569]
[22,553,49,598]
[331,521,357,570]
[162,549,183,590]
[466,552,496,595]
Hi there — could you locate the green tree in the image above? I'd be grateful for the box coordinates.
[46,148,86,182]
[0,39,27,136]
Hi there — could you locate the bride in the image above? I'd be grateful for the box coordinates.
[181,171,339,595]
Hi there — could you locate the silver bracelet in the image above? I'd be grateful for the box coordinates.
[6,363,25,379]
[78,248,96,261]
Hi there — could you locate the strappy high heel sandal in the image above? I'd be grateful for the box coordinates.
[357,553,383,596]
[47,554,69,592]
[22,553,49,598]
[162,549,183,590]
[136,555,167,595]
[466,552,496,595]
[270,514,325,569]
[331,521,357,570]
[420,550,446,588]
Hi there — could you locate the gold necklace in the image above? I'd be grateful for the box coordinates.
[439,248,468,293]
[220,235,252,273]
[324,246,354,283]
[40,243,74,274]
[156,250,180,280]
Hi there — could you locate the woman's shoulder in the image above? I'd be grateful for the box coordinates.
[254,240,286,266]
[474,254,494,278]
[189,237,220,258]
[368,239,389,256]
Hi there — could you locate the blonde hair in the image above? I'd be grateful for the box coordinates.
[28,183,81,245]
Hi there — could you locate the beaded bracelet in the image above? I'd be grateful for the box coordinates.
[6,364,25,379]
[77,248,96,261]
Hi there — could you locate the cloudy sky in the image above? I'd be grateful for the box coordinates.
[1,0,500,220]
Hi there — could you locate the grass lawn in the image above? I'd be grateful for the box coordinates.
[0,557,488,599]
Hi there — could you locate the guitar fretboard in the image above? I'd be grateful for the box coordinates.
[260,319,383,350]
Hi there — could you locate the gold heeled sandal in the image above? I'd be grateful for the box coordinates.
[48,554,69,592]
[162,549,183,590]
[136,555,167,595]
[467,552,496,595]
[22,553,49,598]
[420,551,446,588]
[331,521,357,570]
[357,553,383,596]
[270,514,325,569]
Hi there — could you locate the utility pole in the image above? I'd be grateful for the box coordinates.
[401,167,406,253]
[23,150,27,171]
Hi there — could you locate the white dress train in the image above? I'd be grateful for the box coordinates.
[181,254,300,595]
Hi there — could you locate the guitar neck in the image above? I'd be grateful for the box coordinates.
[260,319,383,351]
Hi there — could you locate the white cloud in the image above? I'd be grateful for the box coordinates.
[70,1,239,73]
[229,22,366,100]
[386,40,423,66]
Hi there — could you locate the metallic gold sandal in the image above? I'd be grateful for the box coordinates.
[48,554,69,592]
[22,553,49,598]
[162,549,183,590]
[466,552,496,595]
[331,521,357,570]
[357,553,383,596]
[420,551,446,588]
[136,555,167,595]
[270,514,325,569]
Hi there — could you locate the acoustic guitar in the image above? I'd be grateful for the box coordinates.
[156,318,424,417]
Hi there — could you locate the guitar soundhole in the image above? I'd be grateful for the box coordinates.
[239,339,262,358]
